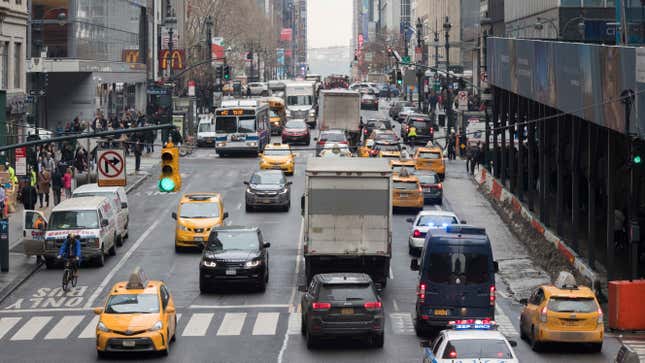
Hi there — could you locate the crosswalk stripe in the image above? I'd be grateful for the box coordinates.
[78,316,99,339]
[44,315,84,340]
[11,316,52,341]
[176,313,182,324]
[389,313,415,335]
[287,312,301,335]
[252,312,279,336]
[182,313,213,337]
[217,313,247,336]
[0,317,21,340]
[495,306,519,336]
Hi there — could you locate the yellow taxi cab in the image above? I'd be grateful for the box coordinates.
[94,268,177,357]
[414,145,445,180]
[358,139,375,157]
[259,143,295,175]
[519,273,604,352]
[390,158,416,176]
[172,193,228,252]
[392,169,424,210]
[373,141,402,159]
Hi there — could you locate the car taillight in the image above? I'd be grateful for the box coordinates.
[312,302,331,311]
[540,305,548,322]
[370,149,379,156]
[339,141,348,145]
[317,140,325,145]
[597,307,603,324]
[489,285,496,306]
[437,183,443,190]
[417,283,426,302]
[448,350,457,358]
[413,229,422,238]
[364,301,382,310]
[363,129,368,134]
[430,127,434,133]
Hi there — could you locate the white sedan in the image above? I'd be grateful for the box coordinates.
[422,324,519,363]
[406,210,462,255]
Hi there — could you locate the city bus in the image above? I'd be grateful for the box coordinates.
[259,97,287,135]
[214,103,270,157]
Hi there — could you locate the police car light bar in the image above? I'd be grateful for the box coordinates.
[448,319,497,330]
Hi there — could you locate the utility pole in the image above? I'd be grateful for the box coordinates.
[443,16,453,132]
[416,18,424,111]
[168,27,174,81]
[623,88,640,280]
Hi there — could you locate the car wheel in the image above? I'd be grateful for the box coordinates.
[408,245,414,255]
[108,240,116,256]
[97,350,107,359]
[372,332,384,348]
[44,257,56,269]
[171,316,177,342]
[161,329,170,356]
[530,326,541,352]
[306,328,317,350]
[284,201,291,212]
[414,317,427,337]
[590,342,602,353]
[246,204,252,212]
[96,247,105,267]
[199,277,210,294]
[306,137,311,146]
[116,235,123,247]
[258,277,267,292]
[301,314,306,335]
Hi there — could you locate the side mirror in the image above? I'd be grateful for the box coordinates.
[101,219,109,227]
[493,261,499,273]
[520,298,528,306]
[93,307,104,315]
[243,181,250,185]
[171,212,177,220]
[508,340,518,348]
[419,341,431,348]
[166,306,176,314]
[313,137,318,141]
[263,242,271,248]
[410,259,420,271]
[223,212,229,220]
[121,202,128,209]
[287,181,293,186]
[406,218,414,223]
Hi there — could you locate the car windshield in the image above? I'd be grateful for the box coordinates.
[250,172,284,185]
[287,95,313,106]
[215,116,237,133]
[264,148,291,156]
[269,110,279,118]
[392,166,414,175]
[394,181,418,190]
[417,174,438,184]
[179,202,220,219]
[442,339,513,359]
[425,252,490,284]
[548,297,598,313]
[412,120,431,128]
[205,230,259,252]
[198,123,213,132]
[318,283,375,301]
[105,294,160,314]
[417,215,459,227]
[375,144,400,152]
[419,151,441,159]
[375,133,397,142]
[49,211,99,229]
[286,121,306,128]
[321,132,345,142]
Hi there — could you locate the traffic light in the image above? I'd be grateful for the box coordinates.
[396,69,402,85]
[216,65,223,79]
[631,139,643,167]
[223,65,231,80]
[159,142,181,192]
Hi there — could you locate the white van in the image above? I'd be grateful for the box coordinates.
[72,184,129,245]
[24,196,119,268]
[197,115,216,147]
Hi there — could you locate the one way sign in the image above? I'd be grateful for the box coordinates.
[97,149,126,187]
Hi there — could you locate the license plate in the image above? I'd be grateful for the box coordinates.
[261,199,273,204]
[341,308,354,315]
[272,166,283,170]
[423,188,432,192]
[122,340,136,347]
[194,237,204,242]
[399,193,409,198]
[563,320,580,326]
[434,309,448,316]
[226,269,237,276]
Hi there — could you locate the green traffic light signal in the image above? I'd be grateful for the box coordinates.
[159,177,176,192]
[397,79,402,85]
[634,155,642,164]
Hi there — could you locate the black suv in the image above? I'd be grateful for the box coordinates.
[244,170,292,212]
[199,226,271,292]
[401,114,437,144]
[301,273,384,349]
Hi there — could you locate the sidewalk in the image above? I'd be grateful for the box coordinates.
[0,153,155,304]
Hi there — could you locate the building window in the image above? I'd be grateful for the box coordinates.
[14,43,21,89]
[0,43,7,89]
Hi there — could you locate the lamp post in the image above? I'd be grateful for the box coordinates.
[416,18,425,111]
[443,16,453,132]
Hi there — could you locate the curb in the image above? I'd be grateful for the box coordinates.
[126,173,150,194]
[474,168,599,288]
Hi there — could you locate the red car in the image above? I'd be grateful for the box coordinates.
[281,119,311,145]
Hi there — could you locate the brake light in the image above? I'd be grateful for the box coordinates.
[317,140,325,145]
[363,129,368,134]
[430,127,434,133]
[437,183,443,190]
[312,302,331,311]
[489,285,496,306]
[448,350,457,358]
[413,229,422,238]
[540,305,548,322]
[597,307,603,324]
[339,141,348,145]
[417,283,426,302]
[364,301,382,310]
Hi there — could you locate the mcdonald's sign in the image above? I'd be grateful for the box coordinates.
[122,49,140,64]
[159,49,185,70]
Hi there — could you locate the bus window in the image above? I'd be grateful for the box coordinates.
[216,116,237,133]
[238,116,256,133]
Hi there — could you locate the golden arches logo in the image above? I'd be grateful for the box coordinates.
[159,50,185,70]
[122,50,140,64]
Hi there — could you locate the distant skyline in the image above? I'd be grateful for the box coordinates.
[307,0,352,76]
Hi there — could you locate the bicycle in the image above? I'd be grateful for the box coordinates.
[61,257,78,292]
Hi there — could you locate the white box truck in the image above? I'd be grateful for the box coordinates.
[302,158,392,288]
[318,89,362,149]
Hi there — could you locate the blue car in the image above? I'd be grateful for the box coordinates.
[378,84,400,98]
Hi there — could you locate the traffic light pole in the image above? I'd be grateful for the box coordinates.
[416,18,425,112]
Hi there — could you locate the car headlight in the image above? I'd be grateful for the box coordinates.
[217,142,226,147]
[308,109,315,115]
[245,260,262,268]
[86,238,98,247]
[248,141,257,147]
[246,187,254,194]
[178,224,189,232]
[149,320,163,332]
[97,321,110,332]
[202,260,217,268]
[279,188,289,194]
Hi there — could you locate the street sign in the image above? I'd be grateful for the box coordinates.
[97,149,126,187]
[402,56,411,64]
[188,80,196,97]
[458,91,468,111]
[25,96,34,103]
[28,90,45,96]
[15,147,26,176]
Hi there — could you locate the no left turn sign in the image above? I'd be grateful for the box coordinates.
[97,149,126,187]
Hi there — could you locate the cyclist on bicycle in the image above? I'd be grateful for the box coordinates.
[57,234,81,278]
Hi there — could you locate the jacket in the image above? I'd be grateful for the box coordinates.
[38,170,51,193]
[58,238,82,259]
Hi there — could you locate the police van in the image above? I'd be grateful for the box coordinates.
[410,225,499,336]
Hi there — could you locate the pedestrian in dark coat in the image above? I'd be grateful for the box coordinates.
[21,181,38,211]
[52,165,63,206]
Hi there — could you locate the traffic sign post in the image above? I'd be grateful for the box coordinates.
[97,149,126,187]
[458,91,468,111]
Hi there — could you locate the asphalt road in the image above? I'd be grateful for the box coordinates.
[0,100,623,362]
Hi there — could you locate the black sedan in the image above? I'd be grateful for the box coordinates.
[301,273,384,349]
[416,170,443,204]
[245,170,292,211]
[360,94,379,110]
[281,119,311,145]
[199,226,270,292]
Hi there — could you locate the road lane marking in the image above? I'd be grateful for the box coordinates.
[495,306,519,337]
[182,312,213,336]
[176,313,182,324]
[392,299,400,312]
[83,213,166,309]
[0,307,92,314]
[252,312,279,335]
[286,312,301,335]
[189,304,289,309]
[10,316,52,340]
[278,218,304,363]
[0,317,21,339]
[389,266,394,280]
[217,312,246,336]
[390,313,415,335]
[78,315,99,338]
[44,315,84,340]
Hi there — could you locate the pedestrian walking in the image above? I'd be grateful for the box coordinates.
[37,168,51,208]
[21,179,38,211]
[134,140,143,172]
[52,165,63,206]
[29,166,37,188]
[63,167,73,199]
[0,184,6,219]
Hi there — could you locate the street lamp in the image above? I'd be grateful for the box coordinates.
[443,16,453,131]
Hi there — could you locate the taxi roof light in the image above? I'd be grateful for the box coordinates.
[554,271,578,290]
[126,267,148,290]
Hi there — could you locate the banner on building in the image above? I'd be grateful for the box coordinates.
[276,48,285,66]
[15,147,26,176]
[159,49,185,70]
[285,49,293,58]
[211,37,225,63]
[280,28,293,42]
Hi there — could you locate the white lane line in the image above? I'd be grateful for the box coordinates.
[252,312,280,336]
[236,203,242,210]
[0,317,21,340]
[83,214,166,309]
[0,307,92,314]
[78,316,99,338]
[189,304,289,310]
[286,312,301,335]
[390,313,415,335]
[392,299,400,312]
[495,306,519,336]
[216,312,247,336]
[182,313,213,337]
[44,315,85,340]
[389,266,394,280]
[10,316,52,341]
[278,218,304,363]
[176,313,182,324]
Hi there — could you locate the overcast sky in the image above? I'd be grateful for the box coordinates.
[307,0,352,50]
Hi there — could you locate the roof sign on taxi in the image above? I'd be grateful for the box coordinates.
[126,267,148,289]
